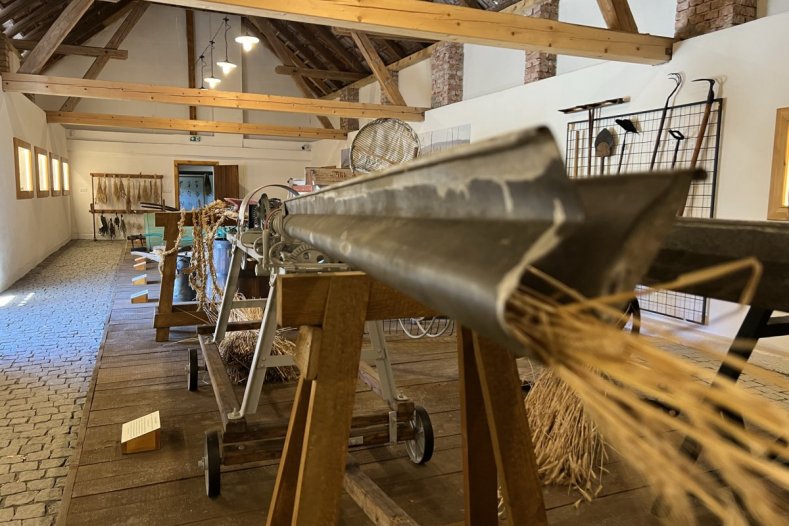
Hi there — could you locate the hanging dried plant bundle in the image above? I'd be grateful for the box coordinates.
[504,260,788,525]
[209,297,298,384]
[125,180,132,212]
[113,175,120,200]
[96,177,107,204]
[154,179,160,203]
[136,180,142,205]
[119,176,126,200]
[142,178,151,202]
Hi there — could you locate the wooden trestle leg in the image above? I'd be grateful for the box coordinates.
[459,327,548,526]
[266,275,371,525]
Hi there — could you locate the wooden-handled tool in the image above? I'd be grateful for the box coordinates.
[689,79,716,169]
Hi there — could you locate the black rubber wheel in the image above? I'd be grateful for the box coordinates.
[204,431,221,498]
[405,406,434,464]
[187,348,199,392]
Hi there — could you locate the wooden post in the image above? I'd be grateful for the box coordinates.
[472,332,547,526]
[155,214,179,341]
[266,274,371,525]
[457,327,499,524]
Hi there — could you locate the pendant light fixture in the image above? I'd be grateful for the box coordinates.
[198,55,207,89]
[235,24,259,52]
[204,39,221,89]
[216,17,237,75]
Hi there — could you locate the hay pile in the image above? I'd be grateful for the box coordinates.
[503,260,788,524]
[525,369,607,503]
[215,299,299,385]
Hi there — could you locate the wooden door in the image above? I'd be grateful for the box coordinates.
[213,165,239,201]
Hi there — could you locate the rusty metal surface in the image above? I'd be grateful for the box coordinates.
[647,218,789,312]
[283,127,693,356]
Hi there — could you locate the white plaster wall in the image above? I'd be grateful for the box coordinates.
[310,12,789,342]
[66,131,311,239]
[35,5,307,129]
[0,93,70,292]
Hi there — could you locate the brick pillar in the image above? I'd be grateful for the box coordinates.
[523,0,559,84]
[431,42,464,109]
[339,87,359,132]
[676,0,757,39]
[379,71,400,106]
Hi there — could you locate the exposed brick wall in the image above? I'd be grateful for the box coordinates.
[379,70,400,105]
[676,0,757,39]
[339,86,359,132]
[523,0,559,84]
[430,42,463,109]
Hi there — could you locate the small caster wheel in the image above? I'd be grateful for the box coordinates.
[405,406,434,465]
[203,430,221,498]
[187,348,198,392]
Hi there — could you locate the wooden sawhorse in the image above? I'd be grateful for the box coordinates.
[266,271,547,525]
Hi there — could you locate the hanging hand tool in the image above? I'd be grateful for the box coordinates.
[615,118,639,174]
[594,128,615,175]
[668,129,686,168]
[689,79,717,169]
[649,73,682,171]
[559,97,629,178]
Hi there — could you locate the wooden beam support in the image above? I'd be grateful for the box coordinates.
[245,17,334,129]
[323,43,436,99]
[350,31,406,106]
[18,0,94,74]
[3,73,426,121]
[185,8,197,127]
[596,0,638,33]
[147,0,673,64]
[274,65,365,82]
[9,40,128,59]
[60,0,148,112]
[45,110,349,139]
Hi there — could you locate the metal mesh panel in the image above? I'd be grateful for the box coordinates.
[350,118,420,174]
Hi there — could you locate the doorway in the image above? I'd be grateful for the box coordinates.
[174,160,218,210]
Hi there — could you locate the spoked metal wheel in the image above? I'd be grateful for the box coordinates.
[405,406,434,464]
[203,430,221,498]
[186,348,199,392]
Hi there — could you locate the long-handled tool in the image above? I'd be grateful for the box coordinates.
[594,128,614,175]
[668,129,686,168]
[649,73,682,171]
[689,79,716,169]
[615,118,639,174]
[559,97,629,178]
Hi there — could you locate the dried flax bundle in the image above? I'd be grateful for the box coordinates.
[212,299,298,384]
[187,201,228,310]
[504,260,788,525]
[525,369,607,504]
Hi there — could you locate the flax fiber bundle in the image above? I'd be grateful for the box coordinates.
[505,260,788,525]
[214,300,298,385]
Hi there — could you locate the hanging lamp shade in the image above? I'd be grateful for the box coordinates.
[204,76,221,89]
[217,60,237,75]
[235,34,259,52]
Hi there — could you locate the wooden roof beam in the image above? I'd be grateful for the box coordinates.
[350,31,405,106]
[45,111,348,139]
[146,0,673,64]
[60,0,148,111]
[9,40,128,59]
[18,0,94,74]
[1,73,427,121]
[274,65,365,83]
[596,0,638,33]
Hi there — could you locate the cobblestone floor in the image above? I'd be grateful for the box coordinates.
[0,241,124,526]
